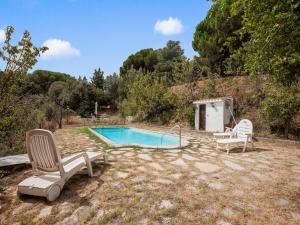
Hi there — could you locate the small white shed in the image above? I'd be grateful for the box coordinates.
[193,97,234,132]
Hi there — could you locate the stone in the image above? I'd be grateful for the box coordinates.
[186,184,197,192]
[61,206,91,225]
[137,166,148,172]
[169,173,182,180]
[241,176,252,184]
[171,158,187,167]
[222,207,235,217]
[251,171,271,181]
[217,220,232,225]
[155,178,173,184]
[158,200,173,210]
[124,152,135,157]
[274,199,290,206]
[182,154,198,161]
[223,160,244,171]
[208,182,224,190]
[138,154,153,161]
[194,162,219,173]
[289,180,300,188]
[196,174,208,181]
[148,162,164,171]
[291,212,300,220]
[132,176,146,182]
[116,171,129,179]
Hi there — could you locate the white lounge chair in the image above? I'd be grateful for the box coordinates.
[216,119,254,154]
[17,129,105,201]
[213,119,251,139]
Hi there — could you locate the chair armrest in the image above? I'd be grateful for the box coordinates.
[225,127,232,133]
[62,152,87,165]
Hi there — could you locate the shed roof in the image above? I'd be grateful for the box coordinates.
[193,97,233,105]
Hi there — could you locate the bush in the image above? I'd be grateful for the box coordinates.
[182,106,196,126]
[121,73,177,124]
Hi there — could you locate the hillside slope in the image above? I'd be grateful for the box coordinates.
[171,75,300,140]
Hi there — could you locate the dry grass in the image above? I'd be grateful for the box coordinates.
[0,126,300,225]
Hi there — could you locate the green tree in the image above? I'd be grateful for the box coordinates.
[48,81,69,129]
[0,26,48,155]
[120,48,158,76]
[91,68,104,90]
[25,70,72,95]
[261,84,299,139]
[155,40,186,84]
[104,73,120,109]
[193,0,245,76]
[242,0,300,86]
[122,74,177,123]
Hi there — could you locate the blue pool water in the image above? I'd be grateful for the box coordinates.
[91,127,180,147]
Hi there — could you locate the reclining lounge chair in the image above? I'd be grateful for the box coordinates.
[17,129,105,201]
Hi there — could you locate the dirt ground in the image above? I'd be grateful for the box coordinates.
[0,126,300,225]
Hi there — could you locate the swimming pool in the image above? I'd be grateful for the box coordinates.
[90,127,185,149]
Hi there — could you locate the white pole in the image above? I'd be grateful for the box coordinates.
[95,102,98,115]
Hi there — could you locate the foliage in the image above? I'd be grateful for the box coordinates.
[154,40,186,84]
[120,48,158,76]
[261,83,300,138]
[121,73,177,124]
[193,0,245,76]
[0,26,48,74]
[0,26,48,156]
[104,73,119,109]
[242,0,300,86]
[25,70,71,95]
[91,68,104,90]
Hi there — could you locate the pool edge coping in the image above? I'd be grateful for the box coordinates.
[88,127,189,149]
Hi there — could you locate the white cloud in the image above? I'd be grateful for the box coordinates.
[0,29,5,42]
[41,38,80,60]
[154,17,183,36]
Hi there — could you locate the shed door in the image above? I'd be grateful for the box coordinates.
[199,104,206,130]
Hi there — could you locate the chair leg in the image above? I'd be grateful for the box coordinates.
[251,141,254,150]
[226,144,230,154]
[243,141,248,152]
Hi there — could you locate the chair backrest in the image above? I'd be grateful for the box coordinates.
[236,119,253,139]
[26,129,63,173]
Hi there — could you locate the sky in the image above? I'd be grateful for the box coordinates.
[0,0,212,78]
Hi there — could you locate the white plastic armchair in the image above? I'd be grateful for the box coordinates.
[216,119,254,154]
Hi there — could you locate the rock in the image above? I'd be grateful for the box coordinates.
[194,162,219,173]
[274,199,290,207]
[148,162,164,171]
[60,206,91,225]
[169,173,182,180]
[34,206,52,221]
[131,176,146,182]
[251,171,271,181]
[158,200,173,210]
[124,152,135,157]
[116,171,129,179]
[155,178,173,184]
[217,220,232,225]
[222,207,235,217]
[182,154,198,161]
[170,158,187,167]
[138,154,153,161]
[208,182,224,190]
[223,160,244,171]
[291,212,300,220]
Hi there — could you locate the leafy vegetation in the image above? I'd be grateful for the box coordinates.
[0,0,299,156]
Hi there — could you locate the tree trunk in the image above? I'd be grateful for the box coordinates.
[284,119,289,139]
[59,108,63,129]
